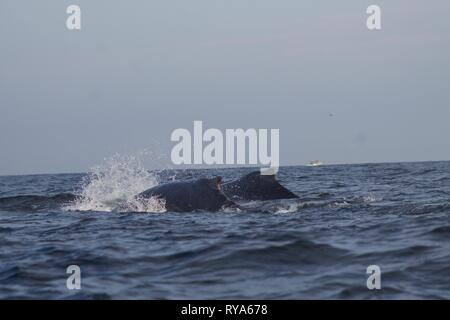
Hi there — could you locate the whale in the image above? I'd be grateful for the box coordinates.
[222,171,299,201]
[138,171,298,212]
[138,176,236,212]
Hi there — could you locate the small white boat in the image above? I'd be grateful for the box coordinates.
[307,160,323,167]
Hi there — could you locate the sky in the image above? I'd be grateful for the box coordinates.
[0,0,449,175]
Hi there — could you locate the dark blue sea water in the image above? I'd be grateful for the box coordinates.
[1,161,449,299]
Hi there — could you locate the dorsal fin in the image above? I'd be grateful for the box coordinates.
[208,176,222,190]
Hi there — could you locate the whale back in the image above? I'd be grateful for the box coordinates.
[139,176,234,212]
[222,171,299,201]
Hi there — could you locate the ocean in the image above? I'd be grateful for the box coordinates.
[0,160,449,299]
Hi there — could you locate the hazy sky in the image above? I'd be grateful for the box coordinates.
[1,1,449,175]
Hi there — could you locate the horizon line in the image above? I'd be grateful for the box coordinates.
[0,159,449,178]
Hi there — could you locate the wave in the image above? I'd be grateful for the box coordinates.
[0,193,78,212]
[405,203,450,215]
[254,194,379,214]
[430,225,450,235]
[154,238,350,280]
[0,154,167,213]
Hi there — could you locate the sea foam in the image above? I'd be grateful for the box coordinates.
[65,153,166,213]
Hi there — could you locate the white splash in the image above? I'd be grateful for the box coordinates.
[330,201,351,208]
[363,195,378,203]
[274,202,306,214]
[122,195,166,213]
[65,153,166,213]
